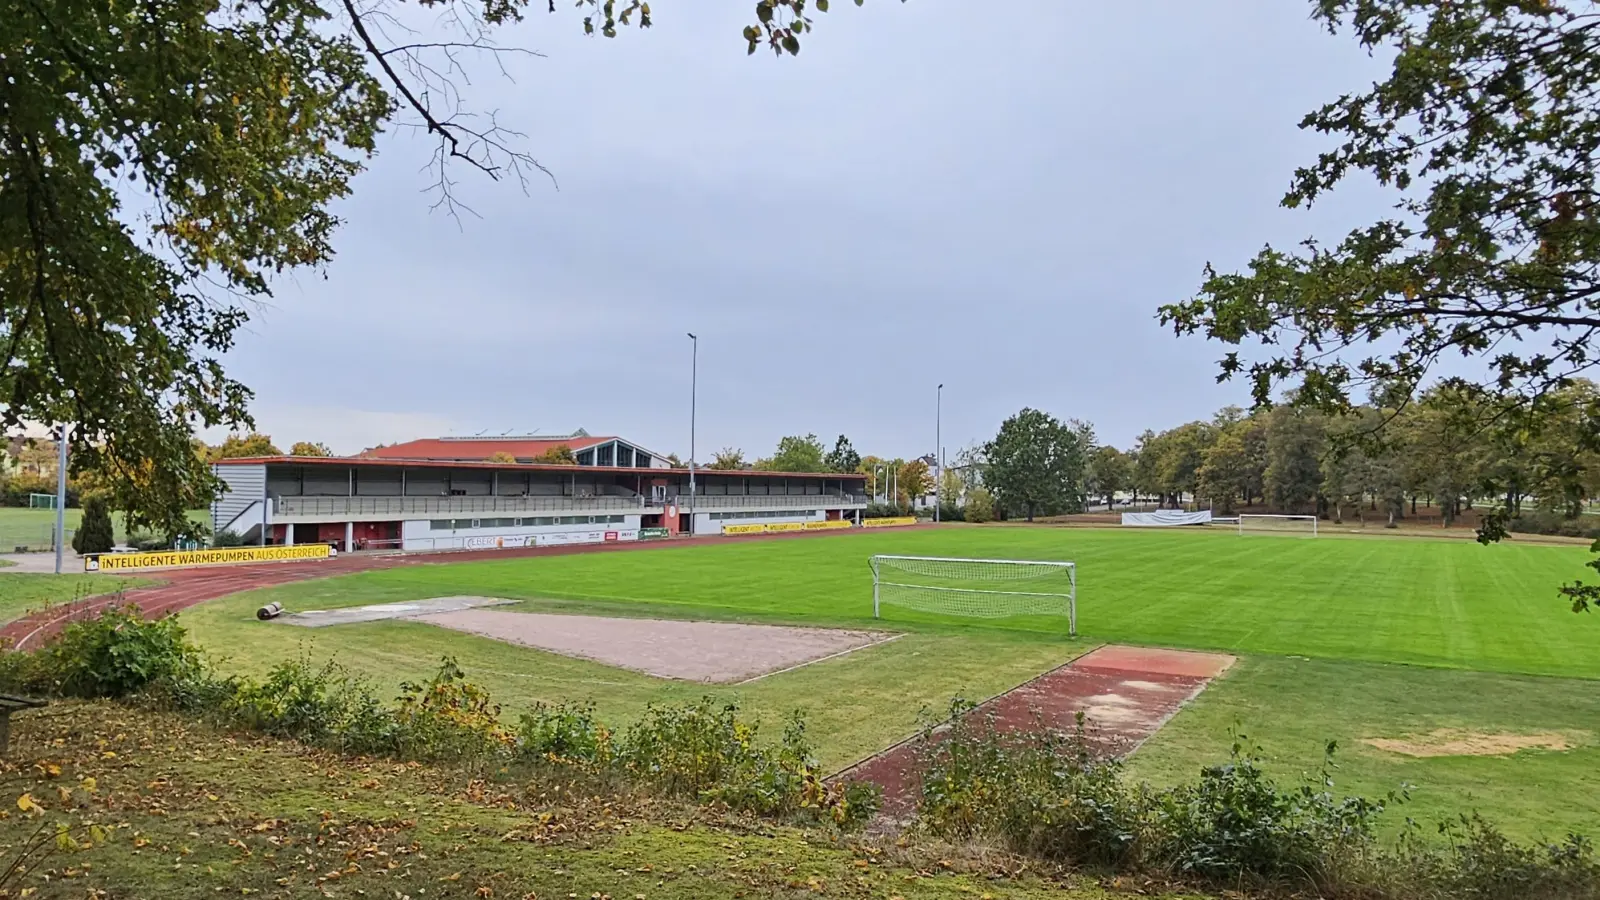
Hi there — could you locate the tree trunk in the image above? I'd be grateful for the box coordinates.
[1410,495,1417,515]
[1026,501,1035,523]
[1387,507,1397,528]
[1334,498,1343,525]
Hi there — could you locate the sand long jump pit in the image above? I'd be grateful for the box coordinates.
[279,596,899,684]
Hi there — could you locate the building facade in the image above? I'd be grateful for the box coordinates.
[212,455,869,552]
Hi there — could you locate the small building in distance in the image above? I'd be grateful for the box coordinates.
[211,432,869,552]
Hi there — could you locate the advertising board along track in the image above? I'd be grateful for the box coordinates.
[8,521,924,651]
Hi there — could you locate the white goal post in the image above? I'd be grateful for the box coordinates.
[869,555,1077,636]
[1237,514,1318,536]
[27,493,58,510]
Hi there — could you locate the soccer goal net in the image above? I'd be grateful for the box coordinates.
[1237,514,1318,536]
[27,493,58,510]
[869,555,1077,635]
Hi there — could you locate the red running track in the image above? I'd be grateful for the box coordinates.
[2,526,921,651]
[833,644,1236,827]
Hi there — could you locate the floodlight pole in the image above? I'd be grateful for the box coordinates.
[53,422,68,574]
[934,383,943,523]
[687,332,697,531]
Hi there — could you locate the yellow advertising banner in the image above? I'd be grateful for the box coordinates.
[764,522,806,533]
[722,523,768,536]
[803,520,854,530]
[862,517,918,528]
[87,543,332,572]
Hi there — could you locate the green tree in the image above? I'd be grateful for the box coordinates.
[983,408,1089,521]
[1085,446,1132,510]
[1152,0,1600,608]
[71,493,115,555]
[289,442,332,458]
[486,451,518,464]
[535,445,577,465]
[709,447,746,470]
[897,458,932,506]
[1196,428,1253,515]
[757,434,827,473]
[1136,422,1217,508]
[1262,407,1325,514]
[825,435,861,474]
[964,486,995,523]
[210,433,281,460]
[2,0,882,538]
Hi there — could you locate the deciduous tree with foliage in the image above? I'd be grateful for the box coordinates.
[210,433,281,461]
[486,451,518,464]
[535,445,577,465]
[757,434,827,473]
[709,448,746,470]
[1085,446,1133,510]
[983,409,1088,521]
[897,458,932,506]
[1155,0,1600,609]
[1263,407,1325,514]
[1,0,886,538]
[964,486,995,523]
[825,435,861,474]
[289,442,332,458]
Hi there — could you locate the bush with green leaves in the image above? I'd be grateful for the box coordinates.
[7,605,206,699]
[70,493,115,555]
[516,701,612,764]
[917,706,1397,888]
[210,529,246,548]
[963,487,995,523]
[1389,815,1600,900]
[392,657,513,762]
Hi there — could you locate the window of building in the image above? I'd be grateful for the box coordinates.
[635,453,652,468]
[617,446,634,468]
[576,449,595,466]
[429,519,453,530]
[597,444,614,467]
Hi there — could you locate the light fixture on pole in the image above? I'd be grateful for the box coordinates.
[687,332,698,531]
[934,384,944,523]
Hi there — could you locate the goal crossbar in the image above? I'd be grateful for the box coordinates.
[869,555,1076,635]
[1237,514,1318,536]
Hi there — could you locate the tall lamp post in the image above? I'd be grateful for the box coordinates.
[934,383,943,523]
[686,332,698,532]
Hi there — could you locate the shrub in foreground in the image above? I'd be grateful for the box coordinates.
[0,605,205,699]
[914,702,1597,898]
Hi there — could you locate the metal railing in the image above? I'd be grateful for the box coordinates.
[275,494,644,518]
[660,493,866,510]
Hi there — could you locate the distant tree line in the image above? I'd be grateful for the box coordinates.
[953,381,1600,535]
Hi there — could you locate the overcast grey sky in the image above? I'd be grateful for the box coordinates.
[220,1,1389,460]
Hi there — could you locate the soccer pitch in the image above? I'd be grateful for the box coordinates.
[178,526,1600,838]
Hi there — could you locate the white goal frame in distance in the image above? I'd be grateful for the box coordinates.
[27,493,58,510]
[1237,514,1318,536]
[869,555,1077,636]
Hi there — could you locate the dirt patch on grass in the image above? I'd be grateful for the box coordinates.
[1362,728,1583,758]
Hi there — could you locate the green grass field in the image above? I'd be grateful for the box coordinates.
[0,506,209,553]
[0,573,142,624]
[171,525,1600,840]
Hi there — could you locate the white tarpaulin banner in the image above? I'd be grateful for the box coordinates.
[1120,510,1214,527]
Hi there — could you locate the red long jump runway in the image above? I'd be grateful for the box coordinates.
[0,525,926,651]
[834,645,1236,825]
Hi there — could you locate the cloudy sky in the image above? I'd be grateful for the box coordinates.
[220,1,1389,460]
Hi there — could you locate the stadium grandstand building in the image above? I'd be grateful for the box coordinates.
[210,433,869,551]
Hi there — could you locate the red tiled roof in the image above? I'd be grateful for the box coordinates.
[212,455,866,481]
[362,436,612,460]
